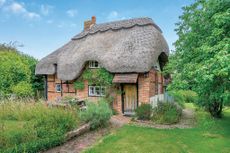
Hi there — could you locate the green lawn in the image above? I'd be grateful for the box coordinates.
[85,106,230,153]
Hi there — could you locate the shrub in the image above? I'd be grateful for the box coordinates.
[168,90,198,107]
[61,96,79,107]
[0,46,44,98]
[11,81,34,98]
[135,104,152,120]
[0,101,78,152]
[152,101,182,124]
[80,99,112,129]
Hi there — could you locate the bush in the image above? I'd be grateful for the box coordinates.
[61,96,79,107]
[0,46,44,98]
[11,81,34,98]
[152,101,182,124]
[135,104,152,120]
[168,90,198,107]
[80,99,112,129]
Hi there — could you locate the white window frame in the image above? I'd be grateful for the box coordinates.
[88,86,105,96]
[56,84,62,93]
[89,61,100,68]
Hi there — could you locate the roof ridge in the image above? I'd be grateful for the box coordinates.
[72,17,162,40]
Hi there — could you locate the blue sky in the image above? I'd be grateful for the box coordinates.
[0,0,193,59]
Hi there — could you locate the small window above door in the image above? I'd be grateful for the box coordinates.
[89,61,100,68]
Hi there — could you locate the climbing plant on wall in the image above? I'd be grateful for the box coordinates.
[74,68,114,90]
[74,68,115,104]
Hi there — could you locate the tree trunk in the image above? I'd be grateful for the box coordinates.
[209,101,223,118]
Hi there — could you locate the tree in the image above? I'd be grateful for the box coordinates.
[165,0,230,117]
[0,43,44,98]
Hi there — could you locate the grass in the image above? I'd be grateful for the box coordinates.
[0,100,79,152]
[85,104,230,153]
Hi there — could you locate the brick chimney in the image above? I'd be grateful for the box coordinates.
[84,16,96,30]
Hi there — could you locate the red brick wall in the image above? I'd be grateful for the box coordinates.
[138,73,150,105]
[138,68,164,105]
[112,85,122,114]
[46,68,164,114]
[46,74,123,114]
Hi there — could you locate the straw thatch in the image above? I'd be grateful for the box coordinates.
[35,17,169,81]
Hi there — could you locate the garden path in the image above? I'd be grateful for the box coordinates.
[42,127,110,153]
[43,115,130,153]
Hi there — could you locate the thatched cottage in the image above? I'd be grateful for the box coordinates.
[35,17,169,114]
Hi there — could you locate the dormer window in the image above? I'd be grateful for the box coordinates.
[89,61,100,68]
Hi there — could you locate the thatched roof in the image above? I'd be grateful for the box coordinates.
[35,17,169,81]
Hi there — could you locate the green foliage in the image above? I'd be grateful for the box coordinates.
[74,68,115,104]
[61,96,79,106]
[0,101,78,152]
[74,68,114,90]
[74,81,85,90]
[135,104,152,120]
[168,90,198,108]
[11,81,34,98]
[0,44,44,98]
[80,99,112,129]
[165,0,230,117]
[152,102,182,124]
[83,68,113,86]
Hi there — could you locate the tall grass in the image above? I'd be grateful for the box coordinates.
[0,99,78,152]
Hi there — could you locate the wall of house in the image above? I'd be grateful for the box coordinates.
[46,74,123,113]
[138,68,164,105]
[46,68,164,114]
[112,86,122,114]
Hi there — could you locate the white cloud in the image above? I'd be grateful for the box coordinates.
[66,9,78,17]
[107,11,118,20]
[8,2,26,13]
[0,0,6,6]
[40,4,53,16]
[106,11,126,21]
[25,12,40,19]
[6,2,40,20]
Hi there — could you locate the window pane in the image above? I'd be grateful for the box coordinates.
[94,61,98,67]
[101,87,105,96]
[89,86,94,96]
[89,61,100,68]
[56,84,61,92]
[95,86,100,96]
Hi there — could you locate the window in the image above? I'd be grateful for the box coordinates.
[89,86,105,96]
[89,61,100,68]
[56,84,62,92]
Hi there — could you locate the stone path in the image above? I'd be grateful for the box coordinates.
[43,127,111,153]
[43,116,129,153]
[110,115,131,127]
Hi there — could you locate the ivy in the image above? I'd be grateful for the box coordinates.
[73,81,84,90]
[73,68,113,90]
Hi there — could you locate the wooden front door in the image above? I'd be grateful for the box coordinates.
[123,84,137,115]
